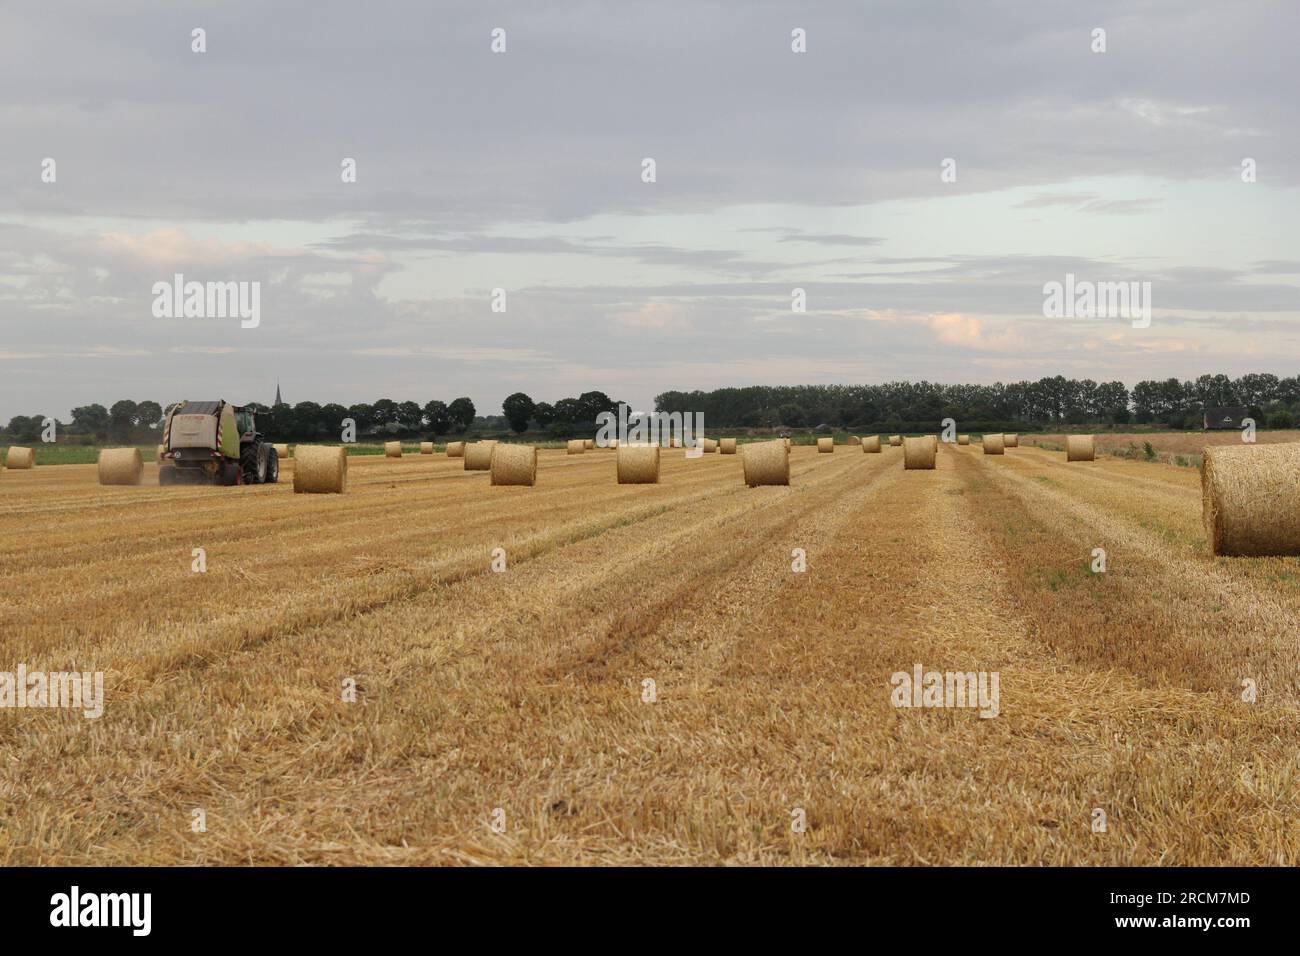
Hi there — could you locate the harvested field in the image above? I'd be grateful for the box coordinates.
[2,443,1299,865]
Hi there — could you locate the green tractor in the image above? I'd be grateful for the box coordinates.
[159,400,279,486]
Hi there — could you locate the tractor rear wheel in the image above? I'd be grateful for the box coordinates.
[266,447,279,484]
[241,441,267,484]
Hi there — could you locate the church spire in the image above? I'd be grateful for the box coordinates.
[274,382,283,406]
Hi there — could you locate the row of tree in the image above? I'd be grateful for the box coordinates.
[3,391,628,442]
[10,374,1297,443]
[655,373,1300,430]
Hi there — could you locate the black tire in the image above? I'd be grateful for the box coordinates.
[266,447,279,484]
[222,461,242,486]
[159,464,177,486]
[241,441,267,484]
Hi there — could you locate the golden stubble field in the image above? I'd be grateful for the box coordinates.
[2,440,1299,865]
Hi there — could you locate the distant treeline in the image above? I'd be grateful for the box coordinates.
[9,374,1299,444]
[655,374,1300,431]
[3,391,628,442]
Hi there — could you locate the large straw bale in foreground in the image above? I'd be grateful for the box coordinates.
[446,441,466,458]
[888,435,901,446]
[817,437,834,453]
[384,441,403,458]
[862,435,882,453]
[419,441,434,455]
[983,434,1005,455]
[567,439,585,455]
[903,436,937,470]
[293,445,347,494]
[491,443,537,486]
[6,447,34,469]
[957,435,970,445]
[617,444,660,484]
[1066,435,1095,461]
[1202,443,1300,556]
[1004,433,1019,447]
[464,440,498,470]
[742,440,789,487]
[720,438,737,454]
[98,447,143,485]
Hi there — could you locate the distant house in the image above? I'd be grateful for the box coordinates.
[1203,406,1249,430]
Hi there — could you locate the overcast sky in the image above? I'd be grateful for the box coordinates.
[2,0,1297,420]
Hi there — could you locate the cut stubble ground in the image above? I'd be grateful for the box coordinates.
[1,445,1297,864]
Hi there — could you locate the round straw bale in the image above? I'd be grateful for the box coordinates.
[98,447,143,485]
[817,437,834,453]
[742,440,790,487]
[384,441,403,458]
[567,439,585,455]
[982,434,1005,455]
[6,447,34,469]
[274,443,290,460]
[1203,442,1300,556]
[464,440,498,471]
[446,441,466,458]
[293,445,348,493]
[1004,433,1019,447]
[720,438,738,454]
[420,441,434,455]
[848,435,861,446]
[888,435,902,446]
[862,435,882,453]
[584,439,595,450]
[703,438,718,453]
[617,444,660,484]
[903,436,937,470]
[490,443,537,486]
[957,435,970,445]
[1066,435,1095,462]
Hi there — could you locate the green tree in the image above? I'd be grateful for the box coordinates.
[135,401,164,437]
[71,404,110,439]
[109,400,138,442]
[320,404,349,437]
[371,399,398,429]
[397,401,423,433]
[6,415,38,441]
[448,397,476,433]
[422,400,451,436]
[502,392,535,433]
[531,402,555,429]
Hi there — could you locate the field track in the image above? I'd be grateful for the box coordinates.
[3,444,1299,865]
